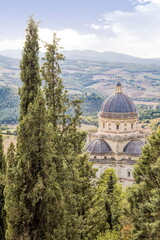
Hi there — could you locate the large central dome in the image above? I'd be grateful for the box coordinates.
[99,82,138,118]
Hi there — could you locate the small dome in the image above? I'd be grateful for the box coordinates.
[99,83,138,118]
[123,140,145,155]
[86,139,111,154]
[116,81,121,86]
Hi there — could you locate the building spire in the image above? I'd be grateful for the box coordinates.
[116,81,122,94]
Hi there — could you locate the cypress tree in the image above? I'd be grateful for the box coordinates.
[41,34,96,240]
[41,33,65,129]
[92,169,124,239]
[0,132,5,240]
[41,33,84,148]
[19,16,41,120]
[5,90,64,240]
[128,127,160,240]
[4,143,17,240]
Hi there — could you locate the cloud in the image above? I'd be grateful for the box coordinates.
[86,0,160,58]
[1,0,160,58]
[135,0,160,4]
[30,0,160,58]
[39,28,101,52]
[0,39,24,51]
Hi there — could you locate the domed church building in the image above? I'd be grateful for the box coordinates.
[86,82,146,187]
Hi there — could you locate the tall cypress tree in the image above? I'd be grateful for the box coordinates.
[5,90,64,240]
[0,133,5,240]
[128,127,160,240]
[19,16,41,120]
[41,34,96,240]
[5,18,64,240]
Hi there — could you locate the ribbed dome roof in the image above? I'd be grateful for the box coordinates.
[123,140,145,155]
[86,139,112,154]
[100,93,137,113]
[99,83,138,118]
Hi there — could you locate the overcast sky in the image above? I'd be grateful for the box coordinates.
[0,0,160,58]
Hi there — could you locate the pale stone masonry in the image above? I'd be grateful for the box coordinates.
[86,82,147,187]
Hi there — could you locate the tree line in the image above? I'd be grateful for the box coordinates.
[0,17,159,240]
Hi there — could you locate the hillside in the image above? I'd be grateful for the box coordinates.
[61,59,160,100]
[0,86,19,124]
[0,51,159,124]
[0,55,20,87]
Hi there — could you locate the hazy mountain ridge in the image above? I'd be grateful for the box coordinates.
[61,50,160,65]
[1,49,160,65]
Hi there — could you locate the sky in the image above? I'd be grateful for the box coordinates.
[0,0,160,58]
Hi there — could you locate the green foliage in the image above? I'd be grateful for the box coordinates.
[41,33,65,129]
[5,18,65,240]
[128,127,160,240]
[96,230,119,240]
[0,133,5,240]
[64,153,96,240]
[41,33,97,240]
[4,142,16,240]
[5,90,64,240]
[19,16,41,120]
[138,105,160,121]
[91,169,124,239]
[0,86,19,124]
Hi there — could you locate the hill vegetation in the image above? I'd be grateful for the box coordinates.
[0,49,160,99]
[0,86,19,124]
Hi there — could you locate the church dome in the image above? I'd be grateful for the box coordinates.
[86,139,112,154]
[123,140,145,155]
[99,82,138,118]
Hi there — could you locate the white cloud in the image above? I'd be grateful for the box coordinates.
[135,0,160,4]
[38,0,160,58]
[86,0,160,58]
[39,28,100,52]
[1,0,160,58]
[90,24,101,30]
[0,39,24,51]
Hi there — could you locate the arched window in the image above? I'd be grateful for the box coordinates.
[103,123,105,128]
[131,123,134,129]
[116,124,119,130]
[127,170,131,177]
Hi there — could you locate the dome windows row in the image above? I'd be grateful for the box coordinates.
[101,121,137,132]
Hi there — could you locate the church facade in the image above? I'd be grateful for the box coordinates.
[86,82,146,187]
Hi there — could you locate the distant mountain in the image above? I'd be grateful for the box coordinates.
[0,54,19,67]
[61,50,160,65]
[0,50,22,59]
[0,49,44,60]
[1,49,160,66]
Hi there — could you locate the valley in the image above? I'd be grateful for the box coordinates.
[0,50,159,125]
